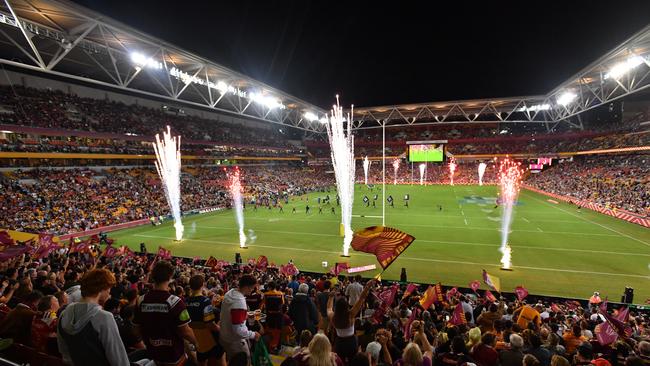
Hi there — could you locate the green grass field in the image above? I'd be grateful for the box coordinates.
[110,185,650,303]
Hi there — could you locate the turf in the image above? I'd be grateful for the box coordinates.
[110,184,650,303]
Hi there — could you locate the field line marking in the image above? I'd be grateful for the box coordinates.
[351,215,383,218]
[523,190,650,247]
[537,227,543,232]
[133,234,650,279]
[522,217,530,223]
[199,223,619,237]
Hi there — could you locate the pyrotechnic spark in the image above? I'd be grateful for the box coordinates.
[419,163,426,185]
[363,156,371,185]
[478,162,487,186]
[449,158,457,186]
[153,126,184,241]
[392,159,400,185]
[226,167,247,248]
[325,95,355,256]
[498,158,523,269]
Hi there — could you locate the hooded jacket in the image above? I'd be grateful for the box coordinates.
[57,302,130,366]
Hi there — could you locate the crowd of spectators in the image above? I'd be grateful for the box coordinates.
[0,85,295,147]
[526,155,650,216]
[0,165,333,235]
[0,250,648,366]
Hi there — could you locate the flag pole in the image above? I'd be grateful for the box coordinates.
[382,121,386,226]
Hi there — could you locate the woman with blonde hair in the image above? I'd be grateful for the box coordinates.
[550,355,570,366]
[294,333,342,366]
[467,327,482,350]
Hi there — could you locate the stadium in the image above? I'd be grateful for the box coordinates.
[0,0,648,365]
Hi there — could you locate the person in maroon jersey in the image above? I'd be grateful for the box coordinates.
[134,261,198,366]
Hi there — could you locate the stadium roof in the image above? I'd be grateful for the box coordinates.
[355,24,650,131]
[0,0,649,133]
[0,0,329,132]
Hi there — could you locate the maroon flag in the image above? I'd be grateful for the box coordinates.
[102,245,117,258]
[0,231,15,246]
[351,226,415,269]
[446,287,459,302]
[255,255,268,270]
[596,305,631,345]
[157,246,172,260]
[484,290,497,303]
[205,256,218,268]
[373,284,399,323]
[70,239,90,254]
[402,283,418,300]
[330,262,349,276]
[514,286,529,301]
[403,307,421,340]
[551,303,561,313]
[448,302,467,326]
[0,244,29,261]
[285,262,299,276]
[469,280,480,293]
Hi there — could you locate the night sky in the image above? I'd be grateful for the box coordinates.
[72,0,650,108]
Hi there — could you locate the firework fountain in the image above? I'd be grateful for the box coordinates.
[478,162,487,186]
[363,156,371,185]
[226,167,247,248]
[418,163,426,185]
[325,95,355,256]
[392,159,400,185]
[448,158,457,186]
[497,158,523,269]
[153,126,184,241]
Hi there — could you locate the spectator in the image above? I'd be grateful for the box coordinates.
[56,268,129,365]
[220,274,261,361]
[499,334,525,366]
[294,333,342,366]
[0,290,42,344]
[187,274,222,366]
[328,279,374,363]
[31,294,59,353]
[288,283,318,336]
[471,333,498,366]
[134,260,197,365]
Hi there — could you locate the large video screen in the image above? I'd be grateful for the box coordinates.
[408,144,445,162]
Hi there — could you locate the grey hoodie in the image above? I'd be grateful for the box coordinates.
[57,302,130,366]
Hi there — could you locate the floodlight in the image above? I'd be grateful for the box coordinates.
[556,91,577,106]
[605,55,646,79]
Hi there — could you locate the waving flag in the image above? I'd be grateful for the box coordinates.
[157,246,172,260]
[102,245,117,258]
[484,290,497,303]
[514,286,529,301]
[255,255,268,270]
[330,262,349,276]
[0,231,15,246]
[596,304,632,345]
[448,302,467,326]
[280,262,299,276]
[420,283,444,310]
[482,269,501,292]
[351,226,415,270]
[446,287,459,302]
[403,307,421,340]
[551,303,561,313]
[0,244,29,261]
[70,239,90,253]
[205,256,218,268]
[373,284,399,323]
[402,283,418,300]
[469,280,481,293]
